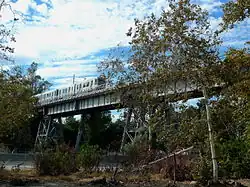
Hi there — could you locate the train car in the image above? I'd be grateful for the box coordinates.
[34,76,107,105]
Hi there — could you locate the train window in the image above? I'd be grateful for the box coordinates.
[90,80,93,86]
[95,79,97,85]
[79,84,82,89]
[98,77,106,85]
[87,82,89,87]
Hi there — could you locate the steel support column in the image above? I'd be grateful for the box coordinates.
[34,115,64,149]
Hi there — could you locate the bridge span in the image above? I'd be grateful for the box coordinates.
[34,80,221,149]
[36,81,205,117]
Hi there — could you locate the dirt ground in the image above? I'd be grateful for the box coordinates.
[1,169,250,187]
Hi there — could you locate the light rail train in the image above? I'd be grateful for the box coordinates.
[34,76,108,104]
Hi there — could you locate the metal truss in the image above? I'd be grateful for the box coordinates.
[35,115,63,149]
[120,108,149,152]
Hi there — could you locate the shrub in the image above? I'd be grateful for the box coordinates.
[191,154,212,185]
[122,136,150,168]
[77,144,102,172]
[218,139,250,179]
[33,144,78,176]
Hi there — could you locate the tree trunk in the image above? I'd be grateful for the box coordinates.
[57,116,64,144]
[202,87,218,183]
[75,125,83,152]
[148,125,152,151]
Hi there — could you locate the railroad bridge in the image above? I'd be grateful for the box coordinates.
[34,81,216,150]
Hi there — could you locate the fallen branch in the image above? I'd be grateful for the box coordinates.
[132,146,194,172]
[145,146,193,166]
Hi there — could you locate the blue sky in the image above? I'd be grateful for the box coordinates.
[1,0,249,121]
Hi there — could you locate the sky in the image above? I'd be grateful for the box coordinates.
[1,0,249,121]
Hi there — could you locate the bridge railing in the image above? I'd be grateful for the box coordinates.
[36,81,223,107]
[37,84,114,107]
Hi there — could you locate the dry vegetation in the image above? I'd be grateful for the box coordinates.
[1,168,250,187]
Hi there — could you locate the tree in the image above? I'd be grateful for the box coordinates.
[74,110,112,151]
[214,0,250,178]
[0,2,52,150]
[221,0,250,30]
[100,118,124,151]
[84,110,112,147]
[0,67,36,149]
[26,62,52,94]
[0,0,18,62]
[0,62,52,150]
[99,0,221,182]
[63,116,80,147]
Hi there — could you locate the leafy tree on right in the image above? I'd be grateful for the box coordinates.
[98,0,250,182]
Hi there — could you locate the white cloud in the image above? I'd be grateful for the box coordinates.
[3,0,248,60]
[36,3,48,15]
[199,1,222,13]
[43,59,99,66]
[221,18,250,47]
[12,0,34,14]
[37,64,97,78]
[1,0,249,88]
[3,0,176,64]
[7,0,135,62]
[53,76,95,84]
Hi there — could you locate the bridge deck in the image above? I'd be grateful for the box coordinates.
[36,81,222,117]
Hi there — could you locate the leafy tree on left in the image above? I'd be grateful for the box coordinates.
[0,63,52,150]
[0,1,51,150]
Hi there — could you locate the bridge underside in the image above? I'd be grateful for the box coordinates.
[38,91,121,117]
